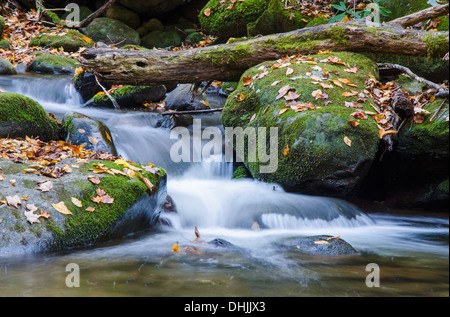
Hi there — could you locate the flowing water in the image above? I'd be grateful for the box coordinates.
[0,74,448,297]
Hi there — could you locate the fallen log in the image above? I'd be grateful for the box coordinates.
[388,3,449,28]
[81,19,449,86]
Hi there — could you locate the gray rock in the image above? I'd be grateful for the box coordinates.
[62,112,118,156]
[84,17,140,46]
[164,84,210,111]
[279,235,359,256]
[0,58,16,75]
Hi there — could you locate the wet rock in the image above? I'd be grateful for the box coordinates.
[207,238,236,248]
[61,112,118,156]
[164,84,210,111]
[279,235,359,256]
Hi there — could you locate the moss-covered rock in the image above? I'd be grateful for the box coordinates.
[105,3,141,29]
[141,30,182,49]
[0,39,10,49]
[0,157,167,254]
[247,0,313,36]
[29,29,94,52]
[0,57,16,75]
[0,16,5,37]
[26,52,80,75]
[199,0,270,39]
[222,51,380,196]
[0,92,59,141]
[62,112,118,156]
[85,85,167,109]
[84,17,140,46]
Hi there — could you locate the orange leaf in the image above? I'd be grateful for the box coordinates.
[204,8,211,16]
[243,76,252,86]
[283,144,290,156]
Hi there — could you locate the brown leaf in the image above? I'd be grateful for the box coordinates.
[101,194,114,204]
[276,85,291,100]
[88,175,101,184]
[6,195,21,208]
[96,188,106,197]
[204,8,211,17]
[343,136,352,147]
[138,173,154,191]
[283,91,300,101]
[242,76,252,86]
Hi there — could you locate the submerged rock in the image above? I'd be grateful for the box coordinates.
[279,235,359,256]
[0,92,59,141]
[0,157,167,254]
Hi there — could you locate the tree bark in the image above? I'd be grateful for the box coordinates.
[80,19,449,86]
[387,3,449,28]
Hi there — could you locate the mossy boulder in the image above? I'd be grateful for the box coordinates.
[0,92,59,141]
[185,32,204,45]
[26,52,80,75]
[199,0,270,39]
[222,52,380,196]
[85,85,167,109]
[0,157,167,254]
[83,17,140,46]
[61,5,93,22]
[0,39,10,49]
[62,112,118,156]
[141,30,182,49]
[0,16,5,37]
[105,3,141,29]
[247,0,313,37]
[0,57,16,75]
[29,29,94,52]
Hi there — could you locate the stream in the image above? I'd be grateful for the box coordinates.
[0,74,448,297]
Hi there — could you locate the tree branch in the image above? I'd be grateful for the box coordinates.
[387,3,449,28]
[77,0,117,28]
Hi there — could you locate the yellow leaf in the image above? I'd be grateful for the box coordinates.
[283,144,290,156]
[379,129,398,139]
[343,136,352,147]
[114,158,129,166]
[172,243,180,252]
[341,14,350,22]
[74,67,84,76]
[138,173,154,191]
[314,240,329,244]
[279,108,289,115]
[52,201,72,215]
[71,197,83,208]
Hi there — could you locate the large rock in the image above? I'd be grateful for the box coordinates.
[164,84,210,111]
[199,0,270,39]
[26,52,80,75]
[0,58,16,75]
[141,30,182,49]
[0,156,167,254]
[29,29,94,52]
[0,92,59,142]
[222,52,380,196]
[105,3,141,29]
[83,17,140,46]
[62,112,118,156]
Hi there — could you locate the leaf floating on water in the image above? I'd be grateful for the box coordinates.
[52,201,72,215]
[172,243,180,252]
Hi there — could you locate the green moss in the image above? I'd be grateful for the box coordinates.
[0,39,10,49]
[199,0,270,39]
[324,25,349,46]
[27,53,80,74]
[29,29,94,52]
[232,165,252,179]
[0,92,59,141]
[49,160,166,249]
[120,44,150,50]
[424,33,449,58]
[14,223,26,233]
[222,51,380,189]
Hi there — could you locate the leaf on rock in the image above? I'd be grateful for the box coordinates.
[24,209,41,224]
[71,197,83,208]
[101,194,114,204]
[138,173,154,191]
[85,206,95,212]
[284,91,300,101]
[286,67,294,75]
[242,76,252,86]
[172,243,180,252]
[52,201,72,215]
[313,240,329,244]
[6,195,21,208]
[343,136,352,147]
[276,85,291,100]
[283,144,290,156]
[204,8,211,17]
[88,175,101,184]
